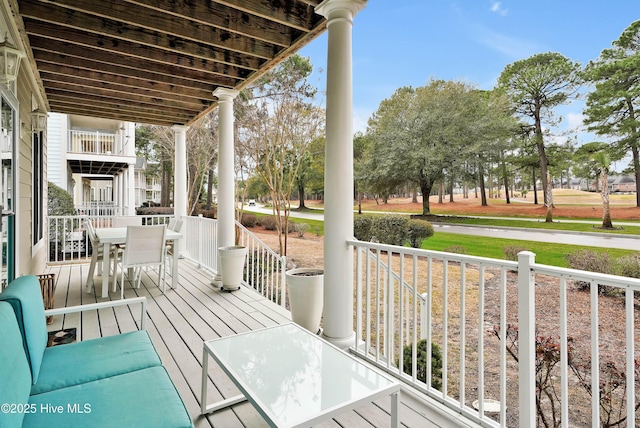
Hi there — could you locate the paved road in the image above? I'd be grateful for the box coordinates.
[243,205,640,250]
[432,223,640,251]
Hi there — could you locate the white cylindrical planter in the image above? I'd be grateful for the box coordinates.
[218,246,248,291]
[286,268,324,333]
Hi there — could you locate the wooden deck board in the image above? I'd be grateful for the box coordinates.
[42,260,446,428]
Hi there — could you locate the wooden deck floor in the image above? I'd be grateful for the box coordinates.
[43,260,469,428]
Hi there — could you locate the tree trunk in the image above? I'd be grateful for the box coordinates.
[420,181,434,215]
[600,169,613,228]
[502,157,510,204]
[205,169,214,210]
[545,171,554,223]
[448,179,454,202]
[535,109,552,208]
[532,166,538,205]
[161,155,171,207]
[297,181,306,209]
[631,141,640,208]
[438,181,444,204]
[626,99,640,207]
[479,163,488,206]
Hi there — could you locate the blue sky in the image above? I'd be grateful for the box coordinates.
[299,1,638,141]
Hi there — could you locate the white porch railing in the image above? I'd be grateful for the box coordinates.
[348,238,640,428]
[47,214,287,307]
[47,214,172,263]
[67,130,120,155]
[181,215,287,306]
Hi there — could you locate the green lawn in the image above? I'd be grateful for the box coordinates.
[422,231,637,267]
[428,216,640,235]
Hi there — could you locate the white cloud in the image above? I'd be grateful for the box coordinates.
[353,107,371,135]
[490,1,508,16]
[566,112,584,130]
[473,25,544,60]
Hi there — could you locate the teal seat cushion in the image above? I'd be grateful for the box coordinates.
[31,330,162,395]
[0,302,33,428]
[0,276,48,384]
[26,367,193,428]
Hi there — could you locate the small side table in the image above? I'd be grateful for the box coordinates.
[201,323,401,427]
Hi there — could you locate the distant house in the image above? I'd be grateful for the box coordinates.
[570,175,636,193]
[610,175,636,193]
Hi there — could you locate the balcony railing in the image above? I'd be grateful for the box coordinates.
[181,215,287,306]
[47,214,287,307]
[67,130,121,155]
[348,238,640,428]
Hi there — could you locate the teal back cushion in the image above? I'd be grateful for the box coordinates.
[0,302,32,427]
[0,275,48,384]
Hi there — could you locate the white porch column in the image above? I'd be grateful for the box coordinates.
[172,125,189,255]
[316,0,365,348]
[127,164,135,215]
[212,88,239,283]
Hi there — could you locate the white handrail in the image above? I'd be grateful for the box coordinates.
[44,296,147,330]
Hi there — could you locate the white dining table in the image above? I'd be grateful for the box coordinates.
[94,227,183,298]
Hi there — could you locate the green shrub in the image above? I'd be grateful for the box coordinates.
[260,215,278,231]
[616,254,640,279]
[503,245,529,261]
[47,182,76,216]
[407,219,434,248]
[294,222,310,238]
[444,245,467,254]
[47,182,79,258]
[354,215,374,241]
[259,215,295,233]
[136,206,174,216]
[372,215,408,246]
[566,250,616,294]
[398,339,443,390]
[240,213,257,228]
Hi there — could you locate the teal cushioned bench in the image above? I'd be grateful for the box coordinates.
[25,367,193,428]
[0,302,32,428]
[31,330,161,395]
[0,276,193,428]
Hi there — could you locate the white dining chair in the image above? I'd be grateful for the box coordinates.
[165,220,184,271]
[112,216,142,228]
[85,220,121,293]
[113,225,167,299]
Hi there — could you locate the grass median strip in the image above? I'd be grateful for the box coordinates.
[428,216,640,235]
[423,231,637,267]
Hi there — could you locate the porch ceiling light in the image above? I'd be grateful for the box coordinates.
[31,110,47,132]
[0,34,25,86]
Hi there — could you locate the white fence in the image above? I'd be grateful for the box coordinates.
[67,130,119,155]
[181,215,287,306]
[348,239,640,428]
[47,214,287,306]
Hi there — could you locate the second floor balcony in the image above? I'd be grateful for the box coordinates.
[67,130,127,156]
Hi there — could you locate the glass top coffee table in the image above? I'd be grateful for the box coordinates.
[201,323,401,427]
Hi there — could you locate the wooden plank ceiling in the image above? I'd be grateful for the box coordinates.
[16,0,326,127]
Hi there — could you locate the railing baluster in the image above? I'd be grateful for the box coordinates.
[442,258,448,398]
[459,261,466,411]
[478,265,485,418]
[590,279,600,425]
[626,286,635,426]
[499,267,507,428]
[559,276,569,428]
